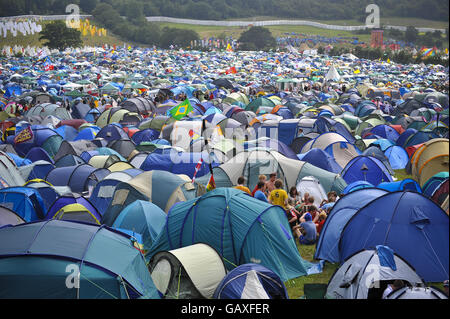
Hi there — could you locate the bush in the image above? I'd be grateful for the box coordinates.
[238,26,276,51]
[39,20,82,50]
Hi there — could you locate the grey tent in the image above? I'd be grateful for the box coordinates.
[326,246,423,299]
[148,243,227,299]
[53,140,98,162]
[386,286,448,299]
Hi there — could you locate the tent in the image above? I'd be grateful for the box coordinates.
[341,181,375,194]
[341,155,393,186]
[314,188,388,262]
[88,169,142,216]
[410,138,449,187]
[0,186,46,222]
[386,286,448,299]
[377,179,422,193]
[297,148,343,174]
[102,170,206,225]
[213,263,288,299]
[195,149,347,194]
[147,188,315,281]
[0,220,160,299]
[296,176,327,207]
[0,205,25,227]
[326,246,424,299]
[339,191,449,282]
[149,243,227,299]
[45,164,109,194]
[49,203,101,224]
[110,200,166,253]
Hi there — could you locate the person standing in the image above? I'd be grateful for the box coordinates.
[234,176,251,195]
[268,179,288,211]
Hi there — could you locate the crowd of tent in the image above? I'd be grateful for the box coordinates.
[0,46,448,299]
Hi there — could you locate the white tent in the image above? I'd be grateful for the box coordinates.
[325,65,341,82]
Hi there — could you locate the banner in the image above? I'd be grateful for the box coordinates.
[14,127,33,144]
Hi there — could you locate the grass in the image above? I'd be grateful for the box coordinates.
[156,22,372,44]
[283,169,445,299]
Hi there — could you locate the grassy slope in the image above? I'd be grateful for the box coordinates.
[284,169,445,299]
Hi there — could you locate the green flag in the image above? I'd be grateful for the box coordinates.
[169,99,193,120]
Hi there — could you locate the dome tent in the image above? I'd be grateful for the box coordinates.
[0,205,25,227]
[339,191,449,282]
[110,200,167,253]
[341,155,393,186]
[326,246,424,299]
[0,220,160,299]
[149,243,227,299]
[296,176,327,207]
[101,170,206,225]
[314,188,388,262]
[386,286,448,299]
[0,186,46,222]
[147,188,316,282]
[213,263,288,299]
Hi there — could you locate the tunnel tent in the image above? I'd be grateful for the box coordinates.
[0,220,160,299]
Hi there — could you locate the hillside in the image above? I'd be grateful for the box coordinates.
[1,0,448,22]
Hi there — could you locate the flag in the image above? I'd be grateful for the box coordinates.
[226,43,233,52]
[387,58,391,63]
[14,127,34,144]
[206,174,216,192]
[169,99,193,120]
[225,66,237,74]
[191,158,204,183]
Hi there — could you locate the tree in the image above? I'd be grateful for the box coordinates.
[238,26,276,51]
[39,20,82,50]
[405,26,419,43]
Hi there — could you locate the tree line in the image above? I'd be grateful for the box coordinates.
[1,0,448,22]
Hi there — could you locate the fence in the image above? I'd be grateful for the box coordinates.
[0,15,445,33]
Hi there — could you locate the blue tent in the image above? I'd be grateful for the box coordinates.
[339,191,449,282]
[24,160,55,181]
[111,200,167,253]
[403,130,438,149]
[0,186,46,222]
[297,148,343,174]
[245,138,298,160]
[131,128,160,145]
[313,117,356,144]
[46,194,101,222]
[45,164,109,194]
[369,125,400,142]
[10,126,63,157]
[6,152,32,167]
[147,188,315,282]
[74,127,99,141]
[139,152,218,179]
[314,188,388,262]
[377,179,422,193]
[213,263,288,299]
[89,169,142,216]
[369,138,395,151]
[362,146,394,175]
[25,147,55,164]
[96,124,128,143]
[341,155,393,186]
[0,220,160,299]
[396,128,418,148]
[341,180,375,194]
[55,125,78,141]
[384,145,409,169]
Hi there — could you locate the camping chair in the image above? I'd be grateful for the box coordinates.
[302,284,328,299]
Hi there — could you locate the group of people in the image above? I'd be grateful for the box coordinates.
[234,173,339,246]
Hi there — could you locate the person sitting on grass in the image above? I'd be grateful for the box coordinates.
[294,212,317,245]
[315,212,327,236]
